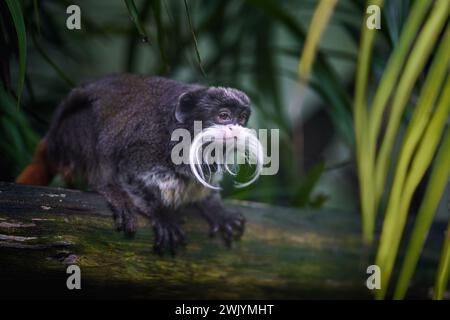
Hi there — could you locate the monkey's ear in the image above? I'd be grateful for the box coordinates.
[175,91,196,123]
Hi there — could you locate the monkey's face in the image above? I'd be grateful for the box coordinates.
[175,86,251,128]
[175,87,263,189]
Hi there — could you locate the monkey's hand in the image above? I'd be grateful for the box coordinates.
[197,193,246,247]
[152,214,186,256]
[205,207,246,247]
[111,202,138,238]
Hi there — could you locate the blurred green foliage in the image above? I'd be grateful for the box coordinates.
[0,0,449,299]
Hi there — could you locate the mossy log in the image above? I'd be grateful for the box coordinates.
[0,182,443,299]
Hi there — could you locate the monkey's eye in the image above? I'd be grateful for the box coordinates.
[217,111,231,122]
[238,113,248,125]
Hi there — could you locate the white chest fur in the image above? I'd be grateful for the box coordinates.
[138,170,212,208]
[158,177,212,208]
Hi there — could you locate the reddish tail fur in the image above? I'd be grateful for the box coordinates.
[16,139,53,185]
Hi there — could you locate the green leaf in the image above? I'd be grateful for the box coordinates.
[298,0,337,82]
[124,0,150,42]
[31,33,75,88]
[394,129,450,299]
[5,0,27,105]
[374,0,449,201]
[292,162,326,208]
[376,73,450,299]
[369,0,431,159]
[183,0,205,77]
[32,0,41,36]
[151,0,169,73]
[434,221,450,300]
[353,0,384,243]
[388,25,450,299]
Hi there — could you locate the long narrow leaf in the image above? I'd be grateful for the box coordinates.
[433,221,450,300]
[31,33,75,88]
[183,0,205,76]
[124,0,150,42]
[292,162,326,207]
[298,0,337,83]
[394,128,450,299]
[368,0,431,201]
[5,0,27,105]
[376,74,450,299]
[151,0,169,73]
[32,0,41,36]
[375,0,449,200]
[354,0,384,242]
[379,25,450,299]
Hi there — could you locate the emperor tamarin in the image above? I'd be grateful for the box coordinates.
[16,74,262,254]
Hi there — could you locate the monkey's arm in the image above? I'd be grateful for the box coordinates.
[196,193,246,246]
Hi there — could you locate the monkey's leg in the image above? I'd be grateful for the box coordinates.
[120,175,186,255]
[197,193,246,246]
[126,187,186,254]
[150,206,186,255]
[117,144,187,254]
[97,186,138,237]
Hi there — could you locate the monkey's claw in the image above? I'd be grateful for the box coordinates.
[209,211,246,247]
[152,221,186,255]
[111,206,137,238]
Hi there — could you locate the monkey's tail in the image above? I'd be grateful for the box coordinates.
[16,138,54,185]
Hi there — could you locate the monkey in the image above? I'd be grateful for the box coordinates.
[16,74,263,254]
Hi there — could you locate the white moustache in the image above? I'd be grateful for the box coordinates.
[189,124,264,190]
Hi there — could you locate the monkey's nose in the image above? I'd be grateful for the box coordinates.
[224,126,235,139]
